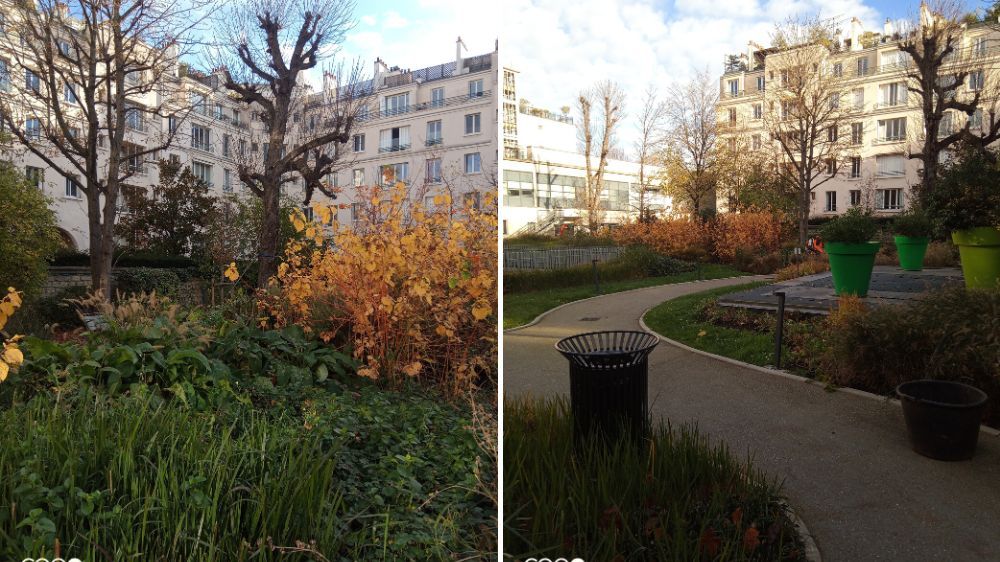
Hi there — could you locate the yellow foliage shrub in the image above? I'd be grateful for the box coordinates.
[0,287,24,382]
[773,256,830,281]
[263,182,498,395]
[711,211,787,262]
[610,219,712,260]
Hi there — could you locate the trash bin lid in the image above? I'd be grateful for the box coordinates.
[555,330,659,369]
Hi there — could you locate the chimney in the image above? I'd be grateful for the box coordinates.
[373,57,388,86]
[850,17,864,51]
[456,36,466,74]
[883,18,894,36]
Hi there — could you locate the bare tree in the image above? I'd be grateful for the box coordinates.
[664,68,719,216]
[215,0,369,285]
[761,16,854,247]
[577,80,625,232]
[0,0,206,293]
[633,86,667,221]
[897,0,1000,197]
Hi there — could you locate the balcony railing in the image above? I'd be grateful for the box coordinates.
[191,141,213,153]
[425,138,443,147]
[354,90,493,124]
[873,100,907,109]
[378,142,410,153]
[874,135,906,144]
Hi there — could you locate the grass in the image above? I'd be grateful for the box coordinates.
[504,264,744,329]
[504,397,805,561]
[642,282,776,367]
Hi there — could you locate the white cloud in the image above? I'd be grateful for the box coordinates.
[361,15,377,26]
[382,10,409,29]
[504,0,886,156]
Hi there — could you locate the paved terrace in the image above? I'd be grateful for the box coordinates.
[504,276,1000,561]
[718,267,964,314]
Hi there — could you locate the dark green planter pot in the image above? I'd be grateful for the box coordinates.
[952,227,1000,290]
[893,236,929,271]
[826,241,880,297]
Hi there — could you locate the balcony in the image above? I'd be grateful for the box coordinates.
[425,138,443,147]
[873,135,906,145]
[873,100,907,110]
[378,142,410,153]
[721,90,746,100]
[125,120,147,133]
[354,90,493,124]
[191,141,213,154]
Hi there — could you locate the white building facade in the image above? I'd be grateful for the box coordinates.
[501,67,670,236]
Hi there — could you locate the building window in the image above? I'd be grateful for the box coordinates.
[825,158,836,175]
[849,156,862,178]
[876,188,903,210]
[222,134,231,157]
[169,153,180,165]
[65,177,81,198]
[353,133,365,152]
[728,79,739,96]
[64,83,77,103]
[426,120,442,145]
[353,169,364,187]
[378,126,409,152]
[876,154,905,177]
[463,191,482,210]
[877,117,906,142]
[970,109,983,129]
[384,92,409,116]
[191,124,211,151]
[465,152,482,174]
[832,62,843,77]
[727,108,737,124]
[431,87,445,107]
[824,191,837,212]
[465,113,481,134]
[850,189,862,206]
[25,118,41,140]
[751,134,761,150]
[756,75,765,91]
[25,166,43,188]
[752,103,762,120]
[780,70,788,86]
[829,93,840,110]
[191,161,213,185]
[25,69,39,92]
[856,56,869,76]
[851,122,864,145]
[381,162,409,184]
[827,126,838,142]
[504,170,534,207]
[781,100,791,119]
[852,88,864,110]
[0,59,9,91]
[223,169,233,192]
[879,82,907,107]
[969,70,985,91]
[351,203,362,226]
[426,158,442,183]
[469,79,484,98]
[124,105,144,131]
[238,138,247,156]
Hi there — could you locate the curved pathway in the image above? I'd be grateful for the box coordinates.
[504,276,1000,561]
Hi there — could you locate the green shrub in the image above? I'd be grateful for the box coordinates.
[114,267,183,296]
[0,161,62,300]
[505,397,805,561]
[504,248,697,293]
[50,250,198,269]
[921,144,1000,234]
[818,287,1000,425]
[819,207,878,243]
[893,209,934,238]
[619,246,696,277]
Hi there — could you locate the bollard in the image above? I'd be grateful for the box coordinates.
[774,291,786,369]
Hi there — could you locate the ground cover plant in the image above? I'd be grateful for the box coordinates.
[504,397,806,561]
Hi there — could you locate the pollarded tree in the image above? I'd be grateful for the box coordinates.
[761,16,856,247]
[897,0,1000,197]
[215,0,370,286]
[577,80,625,232]
[0,0,206,294]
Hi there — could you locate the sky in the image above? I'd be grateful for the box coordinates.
[503,0,979,157]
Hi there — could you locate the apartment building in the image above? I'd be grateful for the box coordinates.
[0,23,497,250]
[717,9,998,218]
[501,67,670,236]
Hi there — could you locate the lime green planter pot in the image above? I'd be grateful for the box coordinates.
[893,236,929,271]
[826,241,880,297]
[952,227,1000,290]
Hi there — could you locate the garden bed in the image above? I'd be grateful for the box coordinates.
[504,397,807,561]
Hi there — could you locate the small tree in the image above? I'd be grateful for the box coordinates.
[577,80,625,232]
[0,0,205,294]
[761,16,855,247]
[634,86,667,221]
[664,69,719,216]
[215,0,369,286]
[0,162,61,300]
[116,160,219,259]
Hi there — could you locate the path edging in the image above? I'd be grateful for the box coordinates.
[786,505,823,562]
[637,307,1000,439]
[504,275,767,333]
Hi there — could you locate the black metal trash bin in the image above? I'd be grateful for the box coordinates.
[555,330,659,445]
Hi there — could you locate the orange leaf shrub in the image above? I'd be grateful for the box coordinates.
[711,211,787,263]
[773,256,830,281]
[610,219,712,260]
[263,182,497,395]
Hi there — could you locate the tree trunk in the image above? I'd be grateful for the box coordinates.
[86,191,112,295]
[798,190,809,249]
[257,181,281,287]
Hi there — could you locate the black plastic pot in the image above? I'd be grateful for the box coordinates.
[896,380,988,461]
[555,330,658,446]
